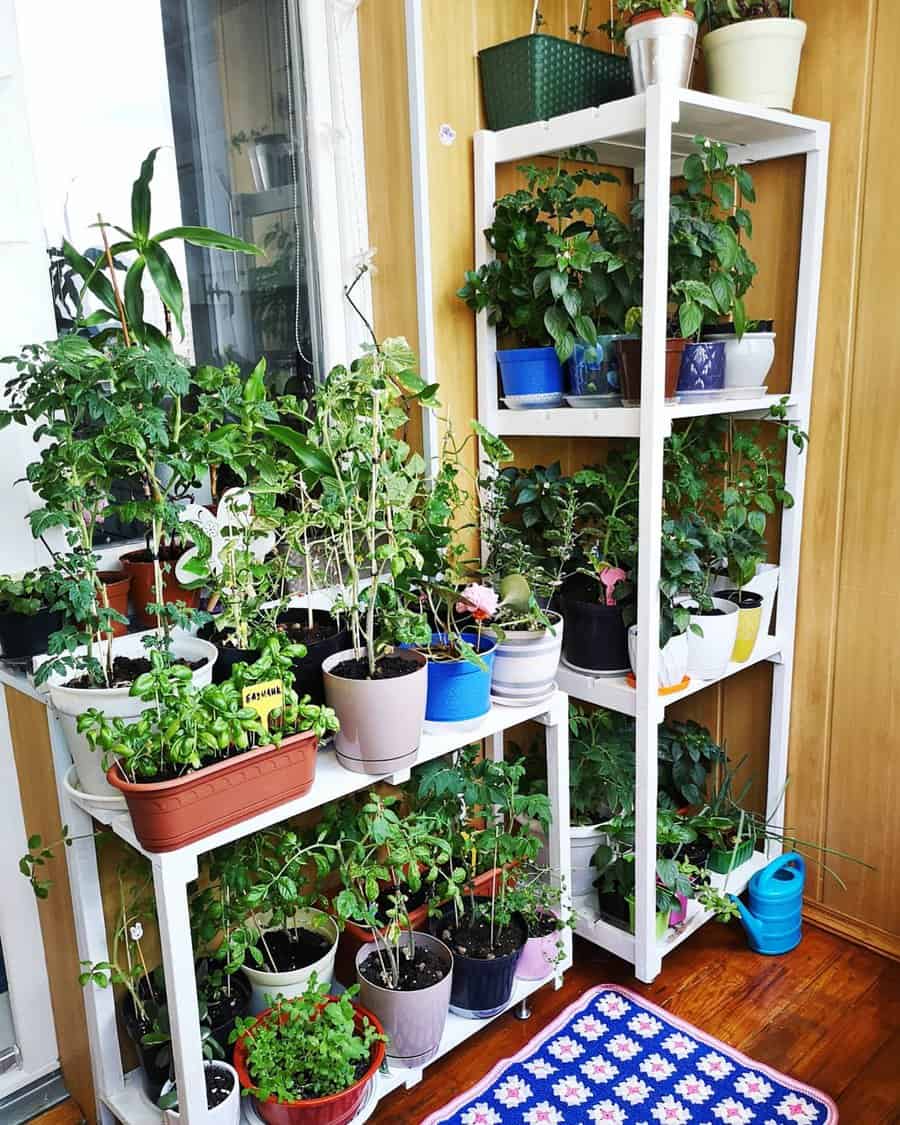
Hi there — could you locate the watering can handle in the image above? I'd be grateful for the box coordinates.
[756,852,805,892]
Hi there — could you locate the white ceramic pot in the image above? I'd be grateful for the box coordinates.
[164,1061,240,1125]
[628,627,689,690]
[489,613,563,706]
[625,13,697,92]
[744,563,780,653]
[703,18,807,111]
[571,823,608,898]
[39,629,217,799]
[241,908,339,1015]
[707,332,776,395]
[685,597,740,680]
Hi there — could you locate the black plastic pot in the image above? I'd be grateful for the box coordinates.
[277,608,351,705]
[199,624,259,684]
[434,906,526,1019]
[0,607,63,662]
[560,576,630,674]
[204,970,251,1057]
[122,994,170,1103]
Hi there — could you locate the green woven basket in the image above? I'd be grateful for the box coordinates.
[478,34,633,132]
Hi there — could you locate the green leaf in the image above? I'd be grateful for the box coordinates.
[679,301,703,340]
[544,305,569,343]
[562,287,581,318]
[733,297,747,339]
[153,226,262,255]
[131,148,160,242]
[549,271,568,300]
[61,240,119,319]
[123,258,146,339]
[143,241,184,336]
[243,358,267,403]
[267,424,333,476]
[713,180,735,211]
[574,315,598,347]
[395,369,427,395]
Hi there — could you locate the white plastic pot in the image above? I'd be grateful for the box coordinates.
[744,563,780,653]
[625,13,697,92]
[703,18,807,111]
[39,629,217,799]
[489,613,563,706]
[707,332,776,396]
[571,824,608,898]
[685,598,740,680]
[628,627,689,690]
[241,908,339,1015]
[163,1061,240,1125]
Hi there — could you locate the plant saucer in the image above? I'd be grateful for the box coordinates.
[560,656,631,678]
[676,388,726,403]
[722,386,769,399]
[564,394,622,409]
[63,764,128,812]
[501,392,565,410]
[490,682,558,708]
[423,710,491,734]
[624,672,691,696]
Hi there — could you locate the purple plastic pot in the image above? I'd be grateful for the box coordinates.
[354,932,453,1068]
[516,917,562,981]
[668,892,689,927]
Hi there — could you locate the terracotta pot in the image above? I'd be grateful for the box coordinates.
[99,571,132,637]
[233,1001,385,1125]
[616,337,686,405]
[106,730,318,852]
[120,550,201,629]
[630,8,696,26]
[355,932,452,1068]
[322,648,427,775]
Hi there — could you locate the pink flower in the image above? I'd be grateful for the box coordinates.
[598,564,627,606]
[456,583,499,622]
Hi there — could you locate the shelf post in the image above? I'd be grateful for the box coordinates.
[543,693,573,979]
[152,851,207,1124]
[474,129,500,508]
[767,125,830,851]
[633,83,677,984]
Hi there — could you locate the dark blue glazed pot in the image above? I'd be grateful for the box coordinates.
[678,340,727,393]
[424,632,496,724]
[496,346,563,397]
[434,904,526,1019]
[566,335,631,395]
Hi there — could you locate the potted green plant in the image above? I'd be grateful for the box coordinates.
[603,1,698,93]
[506,869,574,981]
[697,1,806,110]
[477,1,632,131]
[231,976,386,1125]
[329,793,454,1069]
[0,567,67,661]
[79,636,338,851]
[458,162,638,408]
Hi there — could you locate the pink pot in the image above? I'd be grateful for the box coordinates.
[668,892,689,928]
[516,919,562,982]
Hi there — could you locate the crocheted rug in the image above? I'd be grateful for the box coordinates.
[421,985,837,1124]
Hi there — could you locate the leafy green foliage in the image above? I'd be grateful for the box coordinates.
[231,976,384,1103]
[0,567,72,617]
[568,706,635,825]
[695,0,794,29]
[657,719,726,807]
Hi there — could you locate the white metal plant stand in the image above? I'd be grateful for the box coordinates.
[474,86,829,984]
[3,665,571,1125]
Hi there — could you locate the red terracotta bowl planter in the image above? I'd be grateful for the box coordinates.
[233,1001,385,1125]
[106,730,319,852]
[98,571,132,637]
[120,550,201,629]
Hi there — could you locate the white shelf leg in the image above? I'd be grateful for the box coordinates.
[48,710,121,1125]
[767,130,830,856]
[152,851,207,1124]
[542,694,573,978]
[633,84,677,985]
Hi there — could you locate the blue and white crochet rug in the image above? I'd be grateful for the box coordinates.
[422,985,837,1125]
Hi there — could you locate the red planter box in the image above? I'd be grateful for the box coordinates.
[107,731,318,852]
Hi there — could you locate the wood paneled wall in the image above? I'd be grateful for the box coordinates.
[358,0,900,957]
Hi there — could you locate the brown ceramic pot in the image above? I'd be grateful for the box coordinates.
[120,550,201,629]
[106,730,318,852]
[99,571,132,637]
[616,336,687,404]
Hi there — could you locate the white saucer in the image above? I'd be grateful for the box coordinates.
[560,656,631,678]
[423,710,490,734]
[490,682,558,708]
[564,394,622,409]
[722,386,768,399]
[63,764,128,812]
[676,388,726,402]
[502,392,565,410]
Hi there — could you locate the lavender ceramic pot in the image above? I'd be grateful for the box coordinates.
[677,340,727,394]
[354,932,452,1068]
[516,919,562,981]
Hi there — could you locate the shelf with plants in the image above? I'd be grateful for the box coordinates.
[470,84,829,984]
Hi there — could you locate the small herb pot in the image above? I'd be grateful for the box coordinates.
[707,837,755,874]
[722,589,764,663]
[242,909,339,1015]
[233,1000,386,1125]
[684,597,740,681]
[626,897,671,942]
[488,612,563,706]
[496,346,563,399]
[516,914,563,982]
[107,730,318,852]
[0,607,63,662]
[677,341,726,397]
[625,10,698,92]
[354,932,452,1068]
[163,1061,241,1125]
[422,631,496,727]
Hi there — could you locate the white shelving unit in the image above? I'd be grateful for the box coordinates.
[0,663,571,1125]
[474,87,829,984]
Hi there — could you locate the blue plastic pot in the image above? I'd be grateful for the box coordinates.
[496,346,563,397]
[424,632,496,723]
[678,340,727,392]
[566,335,628,395]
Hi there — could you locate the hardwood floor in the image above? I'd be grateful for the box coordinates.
[370,922,900,1123]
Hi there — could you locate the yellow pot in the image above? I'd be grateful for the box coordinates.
[724,590,764,663]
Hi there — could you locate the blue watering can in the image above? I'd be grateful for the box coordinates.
[732,853,805,955]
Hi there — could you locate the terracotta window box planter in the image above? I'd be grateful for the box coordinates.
[107,730,319,853]
[233,1000,385,1125]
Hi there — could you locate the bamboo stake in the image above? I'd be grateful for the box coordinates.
[97,213,131,347]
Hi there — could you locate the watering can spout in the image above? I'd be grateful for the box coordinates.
[732,895,764,945]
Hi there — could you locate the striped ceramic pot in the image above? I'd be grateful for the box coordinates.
[489,612,563,706]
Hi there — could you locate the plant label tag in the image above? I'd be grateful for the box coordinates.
[242,679,284,732]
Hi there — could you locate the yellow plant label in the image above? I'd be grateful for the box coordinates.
[242,679,284,732]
